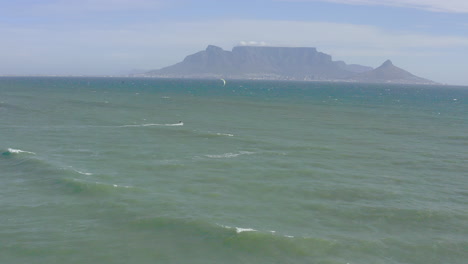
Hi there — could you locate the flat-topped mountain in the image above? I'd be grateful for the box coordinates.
[145,45,435,84]
[146,45,370,80]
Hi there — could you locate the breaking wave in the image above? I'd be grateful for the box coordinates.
[0,147,136,196]
[119,122,183,127]
[124,216,404,263]
[3,148,36,155]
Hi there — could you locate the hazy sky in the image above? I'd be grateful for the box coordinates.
[1,0,468,85]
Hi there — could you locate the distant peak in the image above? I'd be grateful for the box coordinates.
[381,60,393,67]
[206,45,223,52]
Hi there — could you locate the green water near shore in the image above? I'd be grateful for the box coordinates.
[1,77,467,263]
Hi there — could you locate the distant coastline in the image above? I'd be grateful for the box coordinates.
[1,75,464,88]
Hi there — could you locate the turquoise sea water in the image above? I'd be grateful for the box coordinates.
[1,77,467,264]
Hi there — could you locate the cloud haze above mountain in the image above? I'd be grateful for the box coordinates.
[1,0,467,85]
[280,0,468,13]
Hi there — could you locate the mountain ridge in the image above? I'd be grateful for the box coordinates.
[349,60,435,84]
[144,45,436,84]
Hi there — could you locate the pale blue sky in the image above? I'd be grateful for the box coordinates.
[1,0,467,85]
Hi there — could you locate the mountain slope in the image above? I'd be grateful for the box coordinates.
[349,60,436,84]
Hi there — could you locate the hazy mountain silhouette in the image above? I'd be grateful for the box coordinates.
[145,45,435,84]
[348,60,436,84]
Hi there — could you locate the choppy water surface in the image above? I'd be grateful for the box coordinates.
[1,77,467,264]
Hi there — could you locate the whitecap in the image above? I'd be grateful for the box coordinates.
[70,168,93,176]
[72,178,132,189]
[205,153,240,159]
[235,227,257,233]
[205,151,254,159]
[119,122,183,127]
[7,148,36,155]
[165,122,183,126]
[218,224,296,237]
[216,133,234,137]
[112,184,132,188]
[76,171,93,176]
[218,225,257,233]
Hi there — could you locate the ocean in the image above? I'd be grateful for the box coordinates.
[1,77,466,264]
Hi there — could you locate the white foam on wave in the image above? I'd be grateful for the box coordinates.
[205,151,254,159]
[112,184,132,188]
[72,178,132,189]
[235,227,257,233]
[216,132,234,137]
[7,148,36,155]
[119,122,183,127]
[205,153,239,158]
[76,170,93,176]
[219,225,257,234]
[166,122,184,126]
[219,224,296,238]
[72,169,93,176]
[67,165,93,176]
